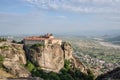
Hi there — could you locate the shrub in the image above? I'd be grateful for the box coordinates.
[12,40,17,43]
[0,45,8,49]
[25,59,95,80]
[0,38,6,42]
[0,55,4,68]
[64,59,71,71]
[26,61,35,72]
[87,69,95,80]
[49,72,60,80]
[31,44,44,48]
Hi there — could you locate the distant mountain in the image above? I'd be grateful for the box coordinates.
[104,35,120,45]
[55,30,120,37]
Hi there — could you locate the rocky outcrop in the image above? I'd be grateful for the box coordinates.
[0,41,87,77]
[3,60,30,77]
[62,42,87,72]
[0,42,30,77]
[26,44,64,72]
[26,42,87,73]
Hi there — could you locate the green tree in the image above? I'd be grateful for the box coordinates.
[26,61,35,72]
[87,69,95,80]
[64,59,71,71]
[0,55,4,68]
[49,72,60,80]
[59,74,74,80]
[31,44,44,48]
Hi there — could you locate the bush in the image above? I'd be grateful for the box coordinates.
[25,59,95,80]
[87,69,95,80]
[49,72,60,80]
[31,66,95,80]
[0,38,6,42]
[26,61,35,72]
[31,44,44,48]
[12,40,17,43]
[0,45,8,49]
[0,55,4,68]
[59,73,74,80]
[64,59,71,71]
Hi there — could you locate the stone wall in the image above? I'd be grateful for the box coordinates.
[24,39,62,45]
[24,40,45,45]
[52,40,62,45]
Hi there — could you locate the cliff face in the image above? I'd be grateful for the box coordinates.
[0,41,87,78]
[0,42,30,77]
[62,42,86,72]
[26,44,64,72]
[26,42,86,72]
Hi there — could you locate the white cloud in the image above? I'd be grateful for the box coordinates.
[57,15,67,19]
[24,0,120,14]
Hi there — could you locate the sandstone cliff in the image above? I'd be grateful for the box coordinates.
[0,42,30,77]
[26,44,64,72]
[0,41,87,78]
[62,42,86,72]
[25,42,86,73]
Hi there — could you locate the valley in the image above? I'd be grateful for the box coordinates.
[59,36,120,75]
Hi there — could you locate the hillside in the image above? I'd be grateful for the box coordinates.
[97,67,120,80]
[59,36,120,75]
[0,40,95,80]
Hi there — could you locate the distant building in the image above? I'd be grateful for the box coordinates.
[23,33,62,45]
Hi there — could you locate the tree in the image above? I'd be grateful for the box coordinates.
[87,69,95,80]
[12,40,17,43]
[49,72,60,80]
[26,61,35,72]
[64,59,71,71]
[0,55,4,68]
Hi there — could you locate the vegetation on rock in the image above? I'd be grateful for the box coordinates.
[64,59,71,71]
[0,45,9,49]
[26,61,35,72]
[0,38,6,42]
[0,55,4,68]
[31,44,44,48]
[26,60,95,80]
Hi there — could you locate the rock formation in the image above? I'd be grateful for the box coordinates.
[25,42,86,73]
[26,44,64,72]
[0,42,30,77]
[62,42,87,72]
[0,41,87,77]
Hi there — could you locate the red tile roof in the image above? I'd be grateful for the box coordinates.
[24,36,59,41]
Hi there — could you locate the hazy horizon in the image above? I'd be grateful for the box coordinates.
[0,0,120,35]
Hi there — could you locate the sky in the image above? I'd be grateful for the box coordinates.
[0,0,120,35]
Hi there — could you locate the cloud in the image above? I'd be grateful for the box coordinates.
[57,15,67,19]
[24,0,120,14]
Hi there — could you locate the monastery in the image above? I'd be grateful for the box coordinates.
[23,33,62,45]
